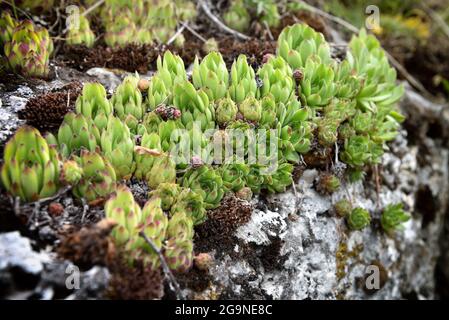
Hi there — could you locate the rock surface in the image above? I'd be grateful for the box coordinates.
[1,66,448,299]
[185,84,449,300]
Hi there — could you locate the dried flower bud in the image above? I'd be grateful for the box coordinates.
[138,78,150,91]
[194,253,213,271]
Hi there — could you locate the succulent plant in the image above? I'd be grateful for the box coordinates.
[276,99,312,161]
[66,13,95,47]
[146,153,177,189]
[71,149,117,202]
[175,0,197,22]
[219,164,249,192]
[347,29,404,112]
[347,207,371,230]
[192,52,229,101]
[239,96,262,122]
[156,51,187,90]
[262,162,293,193]
[4,20,53,77]
[148,182,180,211]
[298,56,336,108]
[60,160,83,185]
[171,188,206,225]
[256,0,280,28]
[215,97,238,125]
[100,116,136,180]
[334,60,361,100]
[316,118,339,147]
[145,0,177,43]
[381,203,410,233]
[75,83,112,131]
[0,11,18,45]
[111,75,145,133]
[136,196,168,267]
[235,186,253,201]
[203,38,219,54]
[134,132,162,181]
[277,23,331,69]
[45,112,100,159]
[341,135,383,168]
[259,95,277,128]
[105,185,141,246]
[181,166,224,209]
[173,80,215,131]
[164,237,193,273]
[223,0,251,33]
[317,173,341,194]
[135,28,153,45]
[1,126,61,202]
[104,14,137,47]
[257,56,295,104]
[229,54,258,103]
[147,75,170,110]
[334,199,352,218]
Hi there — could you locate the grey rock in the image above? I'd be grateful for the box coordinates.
[184,85,449,300]
[0,231,51,275]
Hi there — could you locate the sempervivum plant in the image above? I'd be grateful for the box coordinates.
[145,152,177,189]
[66,13,95,47]
[277,23,331,69]
[4,20,53,78]
[60,160,83,186]
[147,51,187,109]
[347,29,404,112]
[145,0,177,43]
[219,164,250,193]
[134,132,162,181]
[134,196,169,268]
[215,97,238,126]
[75,83,112,131]
[45,112,100,159]
[257,56,295,104]
[156,51,187,91]
[104,184,194,272]
[71,149,117,202]
[239,96,262,123]
[149,183,206,226]
[347,207,371,230]
[111,75,145,133]
[148,182,181,211]
[298,56,336,108]
[104,14,137,47]
[275,99,312,162]
[229,54,258,103]
[173,80,215,131]
[262,162,294,193]
[223,0,251,33]
[381,203,410,233]
[105,185,142,246]
[1,126,61,202]
[100,116,136,180]
[0,11,18,45]
[181,165,224,209]
[192,52,229,101]
[164,211,194,272]
[171,188,206,225]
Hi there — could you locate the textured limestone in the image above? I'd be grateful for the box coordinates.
[191,85,449,300]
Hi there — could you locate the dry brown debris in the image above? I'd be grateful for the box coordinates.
[57,219,116,269]
[18,81,82,131]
